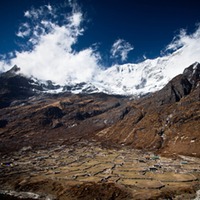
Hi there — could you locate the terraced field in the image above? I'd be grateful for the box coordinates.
[0,140,200,199]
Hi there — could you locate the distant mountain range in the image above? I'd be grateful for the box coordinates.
[1,51,199,100]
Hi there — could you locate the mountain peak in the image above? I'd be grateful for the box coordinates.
[183,62,200,84]
[10,65,20,72]
[5,65,20,76]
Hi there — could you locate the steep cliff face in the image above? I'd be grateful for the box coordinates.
[96,62,200,157]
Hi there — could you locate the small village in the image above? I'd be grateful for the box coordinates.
[0,140,200,199]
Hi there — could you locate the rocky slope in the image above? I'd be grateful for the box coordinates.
[97,62,200,157]
[0,91,130,153]
[0,62,199,156]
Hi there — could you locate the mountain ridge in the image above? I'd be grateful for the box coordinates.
[1,59,199,99]
[0,62,199,157]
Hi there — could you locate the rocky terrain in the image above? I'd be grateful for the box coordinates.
[0,62,200,199]
[97,62,200,157]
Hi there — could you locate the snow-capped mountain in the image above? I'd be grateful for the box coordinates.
[91,48,199,95]
[59,50,200,96]
[1,49,199,97]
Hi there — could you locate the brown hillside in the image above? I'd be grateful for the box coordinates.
[96,62,200,157]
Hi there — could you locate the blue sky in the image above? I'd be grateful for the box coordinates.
[0,0,200,65]
[78,0,200,63]
[0,0,200,86]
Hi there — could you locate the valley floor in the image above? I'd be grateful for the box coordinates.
[0,140,200,200]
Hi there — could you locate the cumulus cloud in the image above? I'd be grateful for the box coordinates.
[162,24,200,74]
[0,1,101,85]
[110,39,134,62]
[16,23,31,38]
[164,25,200,54]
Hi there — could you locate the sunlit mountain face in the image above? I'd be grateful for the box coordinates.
[0,1,200,96]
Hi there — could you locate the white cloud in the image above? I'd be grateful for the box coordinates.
[164,29,187,52]
[24,8,40,20]
[162,25,200,73]
[110,39,134,62]
[24,11,31,18]
[46,4,52,12]
[0,2,101,85]
[165,26,200,53]
[16,23,31,38]
[68,12,82,27]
